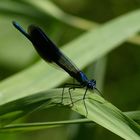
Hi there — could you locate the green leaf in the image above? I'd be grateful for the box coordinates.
[0,10,140,139]
[0,111,139,132]
[0,89,140,140]
[71,90,140,140]
[24,0,96,30]
[1,10,140,105]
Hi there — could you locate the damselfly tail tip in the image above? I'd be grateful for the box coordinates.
[12,21,20,29]
[12,21,32,42]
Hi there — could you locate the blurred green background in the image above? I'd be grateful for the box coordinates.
[0,0,140,140]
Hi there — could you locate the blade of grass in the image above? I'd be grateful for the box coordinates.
[24,0,140,46]
[0,111,139,132]
[71,91,140,140]
[0,89,139,139]
[0,119,92,132]
[0,0,140,46]
[24,0,96,30]
[1,10,140,106]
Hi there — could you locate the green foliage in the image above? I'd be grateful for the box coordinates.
[0,0,140,140]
